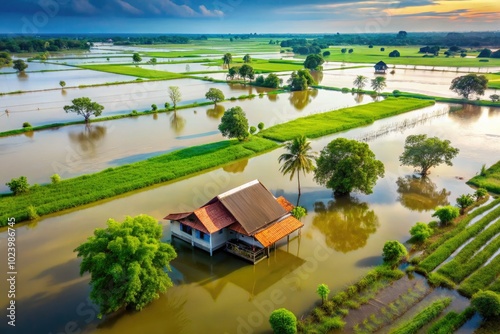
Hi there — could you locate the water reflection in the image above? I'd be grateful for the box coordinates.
[222,159,248,173]
[354,93,364,103]
[289,89,318,111]
[448,104,482,125]
[68,125,107,156]
[169,111,186,134]
[310,70,323,84]
[312,196,379,253]
[17,71,28,81]
[396,176,450,212]
[206,105,225,119]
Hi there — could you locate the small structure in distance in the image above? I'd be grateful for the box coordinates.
[374,61,388,74]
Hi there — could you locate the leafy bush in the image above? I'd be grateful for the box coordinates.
[456,194,474,214]
[269,308,297,334]
[291,206,307,220]
[23,122,32,128]
[475,188,488,200]
[6,176,30,195]
[380,47,385,51]
[389,50,400,57]
[382,241,408,266]
[258,122,265,131]
[490,94,500,102]
[27,205,39,220]
[432,206,459,225]
[393,90,401,96]
[320,317,345,331]
[51,174,61,184]
[341,87,350,93]
[164,102,170,109]
[471,291,500,319]
[151,104,157,112]
[410,222,433,242]
[249,126,257,135]
[316,284,330,305]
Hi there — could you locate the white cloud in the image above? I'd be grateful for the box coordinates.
[199,5,224,17]
[72,0,98,15]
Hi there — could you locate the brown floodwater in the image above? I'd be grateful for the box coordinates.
[0,79,273,132]
[0,88,369,192]
[0,104,498,334]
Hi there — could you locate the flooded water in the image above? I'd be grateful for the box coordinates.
[0,103,499,334]
[0,79,274,132]
[0,70,133,93]
[0,61,73,73]
[137,63,223,73]
[0,88,369,192]
[319,66,499,98]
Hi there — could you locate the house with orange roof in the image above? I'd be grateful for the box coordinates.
[165,180,303,264]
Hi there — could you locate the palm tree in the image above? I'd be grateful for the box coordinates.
[222,53,232,68]
[279,136,316,203]
[353,75,368,91]
[371,76,387,96]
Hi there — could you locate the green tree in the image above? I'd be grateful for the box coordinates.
[291,206,307,220]
[243,54,251,63]
[399,134,460,176]
[279,136,316,199]
[323,50,331,57]
[74,215,177,318]
[0,51,12,67]
[51,174,61,184]
[314,138,384,196]
[249,126,257,134]
[389,50,400,57]
[150,57,157,65]
[371,76,386,95]
[348,48,354,54]
[288,70,316,91]
[218,106,249,141]
[205,88,225,106]
[316,284,330,305]
[222,52,232,67]
[238,64,255,84]
[450,74,488,99]
[168,86,182,110]
[151,104,157,112]
[471,291,500,319]
[491,94,500,102]
[341,48,347,54]
[258,122,265,131]
[432,205,460,225]
[264,73,281,88]
[477,48,492,58]
[6,176,30,195]
[59,80,66,89]
[227,66,239,80]
[303,54,324,70]
[456,194,474,214]
[269,308,297,334]
[475,188,488,200]
[63,97,104,123]
[409,222,433,242]
[353,75,368,91]
[132,52,142,63]
[382,240,408,266]
[13,59,28,72]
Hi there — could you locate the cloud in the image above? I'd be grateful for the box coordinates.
[73,0,98,15]
[199,5,224,17]
[114,0,142,15]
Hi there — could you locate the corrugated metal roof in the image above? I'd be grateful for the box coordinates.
[218,180,287,235]
[254,216,304,248]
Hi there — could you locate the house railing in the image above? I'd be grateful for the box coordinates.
[225,239,267,264]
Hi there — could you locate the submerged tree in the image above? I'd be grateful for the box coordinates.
[371,76,386,95]
[218,106,249,141]
[353,75,368,92]
[288,69,316,91]
[314,138,384,196]
[450,74,488,100]
[132,52,142,63]
[13,59,28,72]
[222,53,232,67]
[238,64,255,84]
[303,54,324,70]
[64,97,104,123]
[168,86,182,110]
[205,88,225,106]
[74,215,177,318]
[243,54,252,63]
[399,134,459,176]
[279,136,316,201]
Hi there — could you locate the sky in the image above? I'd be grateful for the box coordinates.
[0,0,499,34]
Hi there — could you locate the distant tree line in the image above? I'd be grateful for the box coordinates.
[0,37,90,53]
[280,38,328,55]
[111,35,190,45]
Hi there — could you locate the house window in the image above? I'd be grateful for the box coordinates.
[219,230,224,235]
[195,230,210,242]
[180,223,192,235]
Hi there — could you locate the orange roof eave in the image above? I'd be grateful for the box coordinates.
[254,216,303,248]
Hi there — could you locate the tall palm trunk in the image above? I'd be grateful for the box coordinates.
[296,172,301,206]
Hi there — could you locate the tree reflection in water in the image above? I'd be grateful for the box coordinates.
[310,70,323,84]
[169,111,186,134]
[68,125,107,155]
[289,89,318,111]
[222,159,248,173]
[312,196,379,253]
[354,92,364,104]
[448,104,482,125]
[206,105,225,119]
[396,175,450,212]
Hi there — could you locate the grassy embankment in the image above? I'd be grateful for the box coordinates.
[320,45,500,68]
[427,307,475,334]
[259,97,435,141]
[78,64,185,79]
[1,97,436,223]
[468,161,500,194]
[0,137,278,226]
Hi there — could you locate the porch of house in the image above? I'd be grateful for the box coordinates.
[225,239,269,264]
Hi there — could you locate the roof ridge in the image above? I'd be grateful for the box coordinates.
[217,179,260,199]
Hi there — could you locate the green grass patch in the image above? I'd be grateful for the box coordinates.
[0,137,278,225]
[458,252,500,297]
[78,64,185,79]
[438,219,500,283]
[389,297,452,334]
[468,161,500,194]
[485,74,500,90]
[321,45,500,67]
[488,276,500,293]
[427,307,475,334]
[260,97,435,142]
[418,203,500,273]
